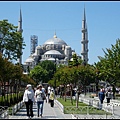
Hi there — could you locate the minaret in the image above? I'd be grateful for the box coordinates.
[81,6,89,64]
[17,7,23,64]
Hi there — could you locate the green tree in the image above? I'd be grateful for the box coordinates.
[0,19,26,61]
[39,60,56,82]
[68,53,82,67]
[29,65,48,85]
[97,38,120,99]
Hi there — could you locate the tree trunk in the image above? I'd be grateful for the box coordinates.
[70,85,73,105]
[64,85,66,102]
[112,84,116,99]
[76,91,78,108]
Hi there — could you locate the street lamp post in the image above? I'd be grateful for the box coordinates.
[54,57,57,90]
[95,72,99,97]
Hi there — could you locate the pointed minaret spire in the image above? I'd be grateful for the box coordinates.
[17,6,23,65]
[18,6,23,33]
[81,5,89,64]
[83,4,86,21]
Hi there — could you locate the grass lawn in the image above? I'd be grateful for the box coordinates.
[56,97,112,115]
[57,97,87,106]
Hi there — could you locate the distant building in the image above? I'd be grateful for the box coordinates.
[17,6,89,73]
[23,32,80,73]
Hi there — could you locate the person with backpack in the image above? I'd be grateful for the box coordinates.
[106,89,112,105]
[35,84,46,118]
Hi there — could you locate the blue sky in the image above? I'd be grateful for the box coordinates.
[0,1,120,65]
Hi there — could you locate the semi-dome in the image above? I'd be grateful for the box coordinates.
[25,56,34,63]
[44,33,67,45]
[44,50,61,55]
[47,58,56,61]
[36,45,41,49]
[32,53,37,57]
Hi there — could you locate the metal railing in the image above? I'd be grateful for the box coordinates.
[77,96,114,114]
[9,101,24,115]
[0,106,9,119]
[55,96,120,119]
[71,114,120,119]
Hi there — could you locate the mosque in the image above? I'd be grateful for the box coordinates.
[17,7,89,73]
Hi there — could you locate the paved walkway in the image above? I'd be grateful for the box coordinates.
[8,95,120,119]
[9,100,71,119]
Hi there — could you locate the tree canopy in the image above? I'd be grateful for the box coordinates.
[0,19,26,61]
[29,65,48,85]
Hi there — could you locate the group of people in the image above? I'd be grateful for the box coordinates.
[22,84,55,119]
[98,88,113,109]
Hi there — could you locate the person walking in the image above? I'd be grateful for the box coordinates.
[35,84,46,117]
[106,89,112,105]
[42,85,47,103]
[47,85,51,103]
[98,88,105,110]
[49,88,55,107]
[23,84,35,119]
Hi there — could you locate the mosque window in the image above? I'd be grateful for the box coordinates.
[56,45,58,49]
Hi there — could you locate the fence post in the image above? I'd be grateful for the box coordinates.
[112,104,114,115]
[97,101,99,109]
[87,106,89,115]
[12,107,14,116]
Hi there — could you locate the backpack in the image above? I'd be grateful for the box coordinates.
[106,92,108,97]
[42,92,46,100]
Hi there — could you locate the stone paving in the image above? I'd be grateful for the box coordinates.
[9,100,71,119]
[8,95,120,119]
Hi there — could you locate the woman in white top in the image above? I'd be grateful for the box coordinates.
[23,84,35,119]
[35,84,46,117]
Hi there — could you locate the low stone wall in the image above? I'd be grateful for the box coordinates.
[10,101,24,115]
[54,99,64,113]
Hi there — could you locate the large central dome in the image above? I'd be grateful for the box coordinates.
[44,33,67,45]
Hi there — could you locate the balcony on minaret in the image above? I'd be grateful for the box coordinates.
[81,28,87,33]
[81,51,87,55]
[81,40,88,44]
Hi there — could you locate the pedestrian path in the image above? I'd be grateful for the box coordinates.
[9,100,71,119]
[8,95,120,119]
